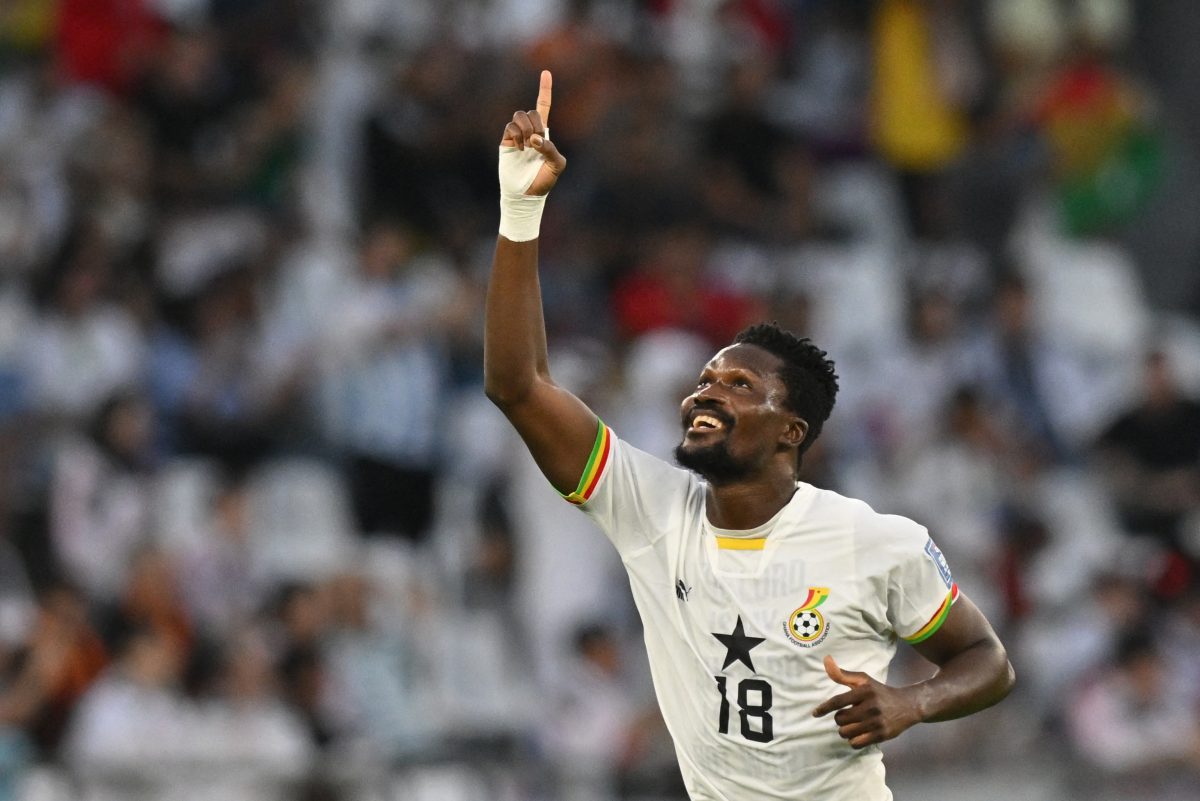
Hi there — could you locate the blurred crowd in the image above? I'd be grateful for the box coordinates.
[0,0,1199,800]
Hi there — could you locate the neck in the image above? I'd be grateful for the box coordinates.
[704,469,798,530]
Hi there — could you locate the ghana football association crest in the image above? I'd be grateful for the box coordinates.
[784,587,831,648]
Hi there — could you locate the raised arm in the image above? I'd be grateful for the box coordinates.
[484,70,605,495]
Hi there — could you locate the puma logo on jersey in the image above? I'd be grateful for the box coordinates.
[675,579,692,602]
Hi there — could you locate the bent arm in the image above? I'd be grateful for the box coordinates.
[814,591,1014,748]
[908,592,1015,722]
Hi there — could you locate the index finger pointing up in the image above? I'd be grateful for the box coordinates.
[536,70,552,130]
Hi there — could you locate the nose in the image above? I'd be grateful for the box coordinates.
[690,382,729,406]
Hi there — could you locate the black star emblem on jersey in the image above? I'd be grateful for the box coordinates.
[712,616,766,672]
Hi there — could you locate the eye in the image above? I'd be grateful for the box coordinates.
[695,378,711,390]
[732,378,751,389]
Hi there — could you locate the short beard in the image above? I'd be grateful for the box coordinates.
[674,439,754,485]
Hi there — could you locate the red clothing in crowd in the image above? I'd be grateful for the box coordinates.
[57,0,163,93]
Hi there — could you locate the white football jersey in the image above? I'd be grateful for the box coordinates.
[563,424,959,801]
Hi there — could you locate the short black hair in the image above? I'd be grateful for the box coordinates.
[733,322,839,460]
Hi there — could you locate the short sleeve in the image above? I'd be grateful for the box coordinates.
[883,517,960,644]
[565,422,697,557]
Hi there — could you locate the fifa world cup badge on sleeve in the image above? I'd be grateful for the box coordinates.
[924,538,954,588]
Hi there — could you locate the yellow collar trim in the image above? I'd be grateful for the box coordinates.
[715,536,767,551]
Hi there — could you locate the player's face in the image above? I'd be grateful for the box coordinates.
[675,344,799,484]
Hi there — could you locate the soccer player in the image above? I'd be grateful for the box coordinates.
[486,71,1015,800]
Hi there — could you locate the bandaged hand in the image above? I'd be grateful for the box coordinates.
[498,70,566,242]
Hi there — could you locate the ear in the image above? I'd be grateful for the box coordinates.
[781,417,808,450]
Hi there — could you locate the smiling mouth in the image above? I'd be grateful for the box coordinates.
[687,413,730,434]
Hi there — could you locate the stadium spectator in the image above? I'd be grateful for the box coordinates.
[869,0,983,238]
[964,272,1091,463]
[48,390,156,601]
[1159,586,1200,712]
[97,547,196,699]
[867,287,974,454]
[175,470,268,635]
[185,626,313,801]
[1096,351,1200,549]
[545,622,672,801]
[23,224,145,425]
[610,222,764,347]
[698,57,791,239]
[312,220,470,541]
[1066,631,1200,798]
[320,570,427,759]
[1,582,106,760]
[61,624,189,798]
[1020,571,1149,718]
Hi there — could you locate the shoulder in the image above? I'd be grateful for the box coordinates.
[578,429,704,550]
[802,485,921,533]
[803,484,929,553]
[584,427,701,510]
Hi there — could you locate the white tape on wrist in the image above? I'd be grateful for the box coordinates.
[498,190,546,242]
[498,128,550,242]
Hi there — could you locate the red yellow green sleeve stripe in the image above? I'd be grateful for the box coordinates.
[562,420,612,505]
[904,583,960,644]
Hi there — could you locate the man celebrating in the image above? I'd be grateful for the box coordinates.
[485,71,1014,800]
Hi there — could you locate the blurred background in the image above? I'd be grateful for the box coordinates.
[0,0,1198,799]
